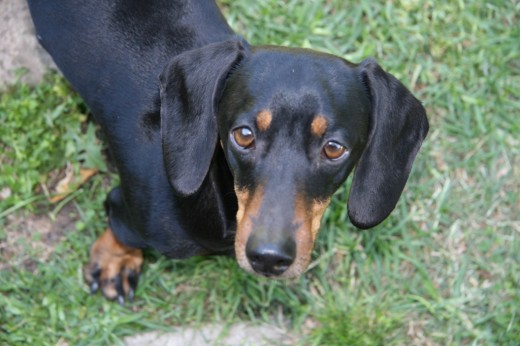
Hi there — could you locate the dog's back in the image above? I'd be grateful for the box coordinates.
[27,1,239,257]
[28,0,234,128]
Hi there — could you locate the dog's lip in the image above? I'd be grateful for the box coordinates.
[256,271,274,278]
[249,270,287,279]
[237,257,306,280]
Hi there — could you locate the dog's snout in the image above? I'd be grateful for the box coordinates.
[246,237,296,277]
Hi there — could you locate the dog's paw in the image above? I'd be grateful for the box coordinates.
[84,228,143,304]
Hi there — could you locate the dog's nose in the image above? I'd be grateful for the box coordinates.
[246,238,296,277]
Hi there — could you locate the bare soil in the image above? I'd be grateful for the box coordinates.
[1,203,77,272]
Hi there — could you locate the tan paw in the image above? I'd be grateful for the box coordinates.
[84,228,143,304]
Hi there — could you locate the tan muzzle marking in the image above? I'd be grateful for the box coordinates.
[285,196,331,278]
[234,185,264,273]
[234,185,331,278]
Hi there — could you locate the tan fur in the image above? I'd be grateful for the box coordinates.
[310,115,328,137]
[234,187,331,278]
[84,228,143,299]
[234,186,264,273]
[255,110,273,132]
[285,196,331,278]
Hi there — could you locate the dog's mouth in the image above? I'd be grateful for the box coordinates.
[234,185,330,278]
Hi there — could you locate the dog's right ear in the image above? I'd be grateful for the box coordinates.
[347,59,428,229]
[160,38,248,196]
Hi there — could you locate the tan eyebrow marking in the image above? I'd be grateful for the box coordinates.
[310,115,328,137]
[256,110,272,132]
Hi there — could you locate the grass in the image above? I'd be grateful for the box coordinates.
[1,0,519,344]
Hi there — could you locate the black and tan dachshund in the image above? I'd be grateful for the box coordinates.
[28,0,428,303]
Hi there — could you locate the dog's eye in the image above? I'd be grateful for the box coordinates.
[323,141,348,160]
[232,127,255,149]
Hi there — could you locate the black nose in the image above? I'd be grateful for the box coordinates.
[246,238,296,277]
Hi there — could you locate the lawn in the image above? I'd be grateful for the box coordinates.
[1,0,519,345]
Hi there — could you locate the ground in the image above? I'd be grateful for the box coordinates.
[1,204,75,273]
[0,0,54,88]
[1,0,519,345]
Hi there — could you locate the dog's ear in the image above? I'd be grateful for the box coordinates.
[348,59,429,229]
[160,38,248,196]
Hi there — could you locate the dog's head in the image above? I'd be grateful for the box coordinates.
[159,38,428,278]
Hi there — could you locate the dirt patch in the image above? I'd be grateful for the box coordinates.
[0,203,78,272]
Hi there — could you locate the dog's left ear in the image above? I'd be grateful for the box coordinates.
[160,38,248,196]
[348,59,429,229]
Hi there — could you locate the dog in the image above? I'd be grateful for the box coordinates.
[28,0,428,303]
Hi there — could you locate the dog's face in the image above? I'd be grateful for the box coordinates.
[160,39,428,279]
[217,48,370,277]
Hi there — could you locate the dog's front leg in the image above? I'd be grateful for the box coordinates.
[84,228,143,304]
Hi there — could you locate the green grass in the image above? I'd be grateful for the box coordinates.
[1,0,519,345]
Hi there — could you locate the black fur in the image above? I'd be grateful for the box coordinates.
[28,0,428,263]
[348,59,429,229]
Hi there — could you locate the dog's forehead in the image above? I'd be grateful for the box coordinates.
[245,47,355,88]
[219,47,368,133]
[232,47,364,113]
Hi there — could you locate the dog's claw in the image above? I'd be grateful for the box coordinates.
[128,288,134,303]
[117,295,125,306]
[90,281,99,294]
[115,274,126,302]
[128,270,139,289]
